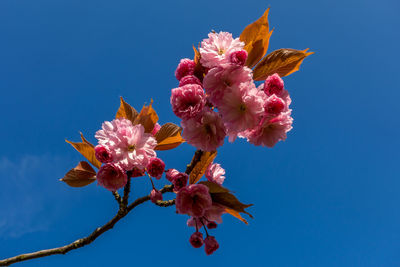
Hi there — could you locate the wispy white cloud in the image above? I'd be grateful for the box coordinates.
[0,154,68,239]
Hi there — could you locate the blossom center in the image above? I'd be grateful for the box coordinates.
[239,104,247,113]
[128,144,136,152]
[218,49,225,55]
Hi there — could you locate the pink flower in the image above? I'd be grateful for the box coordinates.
[170,84,206,120]
[263,73,284,96]
[97,163,128,192]
[203,65,252,106]
[166,169,188,192]
[189,232,204,248]
[200,32,244,68]
[205,163,225,185]
[151,123,161,136]
[181,109,226,152]
[264,94,287,116]
[146,157,165,179]
[175,58,196,80]
[95,118,157,171]
[247,112,293,147]
[218,82,265,141]
[94,145,113,163]
[176,184,212,218]
[204,236,219,255]
[150,189,163,203]
[179,75,202,87]
[187,204,225,227]
[230,50,248,66]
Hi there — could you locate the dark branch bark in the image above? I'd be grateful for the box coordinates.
[0,149,203,266]
[0,185,173,266]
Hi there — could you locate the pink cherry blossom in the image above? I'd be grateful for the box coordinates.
[205,163,225,185]
[166,169,188,192]
[187,204,225,227]
[263,73,284,96]
[175,58,196,80]
[230,50,248,66]
[97,163,128,192]
[264,94,287,116]
[170,84,206,120]
[179,75,202,87]
[203,65,252,106]
[204,236,219,255]
[95,145,113,163]
[95,118,157,171]
[200,31,244,68]
[176,184,212,218]
[189,232,204,248]
[218,82,265,141]
[150,189,163,203]
[181,109,226,152]
[247,112,293,147]
[146,157,165,179]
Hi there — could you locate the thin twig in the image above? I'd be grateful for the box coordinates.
[154,199,176,207]
[185,149,202,174]
[0,185,174,266]
[112,191,122,205]
[122,177,131,209]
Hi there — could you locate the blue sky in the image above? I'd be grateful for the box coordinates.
[0,0,399,266]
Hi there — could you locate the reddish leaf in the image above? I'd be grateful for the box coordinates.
[225,208,249,225]
[60,161,96,187]
[198,181,230,193]
[253,48,314,81]
[134,100,159,133]
[66,134,102,169]
[240,8,273,68]
[189,151,217,184]
[116,97,139,124]
[154,123,185,151]
[210,191,253,220]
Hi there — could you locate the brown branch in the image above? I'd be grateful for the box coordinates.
[185,149,202,174]
[0,150,204,266]
[154,199,176,207]
[0,185,174,266]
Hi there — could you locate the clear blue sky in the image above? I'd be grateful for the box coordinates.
[0,0,399,266]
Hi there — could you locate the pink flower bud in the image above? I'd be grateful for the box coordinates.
[97,163,127,192]
[175,58,196,80]
[189,232,204,248]
[170,84,206,120]
[166,169,188,192]
[94,145,113,163]
[151,123,161,136]
[206,221,217,229]
[179,75,203,87]
[264,73,284,96]
[147,158,165,179]
[204,236,219,255]
[265,95,286,115]
[150,189,163,203]
[230,50,248,66]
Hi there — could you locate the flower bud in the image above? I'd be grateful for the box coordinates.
[175,58,196,80]
[204,236,219,255]
[150,189,163,203]
[230,50,248,66]
[97,163,127,191]
[95,145,113,163]
[206,221,217,229]
[189,232,204,248]
[147,158,165,179]
[179,75,203,87]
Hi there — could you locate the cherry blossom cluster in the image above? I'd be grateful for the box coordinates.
[171,31,293,151]
[93,118,165,191]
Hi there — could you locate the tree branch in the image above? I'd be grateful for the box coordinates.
[0,185,174,266]
[0,150,203,266]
